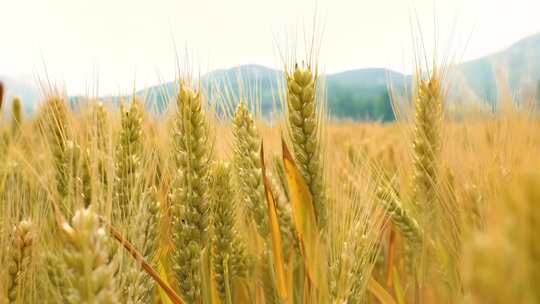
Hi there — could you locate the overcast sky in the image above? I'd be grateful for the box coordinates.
[1,0,539,95]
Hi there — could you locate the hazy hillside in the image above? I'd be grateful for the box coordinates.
[136,32,540,120]
[6,32,540,120]
[140,64,283,115]
[456,32,540,103]
[135,66,406,121]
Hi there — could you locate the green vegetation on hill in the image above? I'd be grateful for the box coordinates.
[135,65,404,121]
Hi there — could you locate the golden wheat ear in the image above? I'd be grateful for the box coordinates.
[11,96,22,135]
[6,220,34,303]
[100,216,185,304]
[285,64,327,229]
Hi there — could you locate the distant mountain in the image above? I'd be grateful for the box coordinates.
[134,32,540,120]
[135,65,407,121]
[5,32,540,120]
[140,64,283,115]
[325,68,407,120]
[454,32,540,103]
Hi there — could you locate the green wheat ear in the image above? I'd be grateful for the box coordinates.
[112,100,159,303]
[91,102,110,207]
[61,207,119,303]
[210,162,248,301]
[113,101,143,223]
[120,187,159,304]
[285,63,327,229]
[171,82,212,303]
[232,101,268,237]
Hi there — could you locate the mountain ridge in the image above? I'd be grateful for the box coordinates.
[3,32,540,120]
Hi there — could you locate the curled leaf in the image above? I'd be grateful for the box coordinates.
[260,141,289,301]
[281,138,321,287]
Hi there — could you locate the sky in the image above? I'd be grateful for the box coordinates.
[1,0,539,95]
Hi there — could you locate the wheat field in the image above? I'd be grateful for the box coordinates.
[0,61,539,304]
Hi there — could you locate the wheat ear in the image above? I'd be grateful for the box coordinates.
[377,181,422,245]
[210,162,248,301]
[6,220,34,303]
[232,101,268,236]
[122,188,160,304]
[113,101,143,223]
[11,96,22,136]
[285,63,327,228]
[61,207,119,303]
[171,82,211,303]
[411,73,442,217]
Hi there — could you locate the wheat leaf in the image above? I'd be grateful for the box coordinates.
[260,141,289,301]
[368,277,397,304]
[281,138,320,288]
